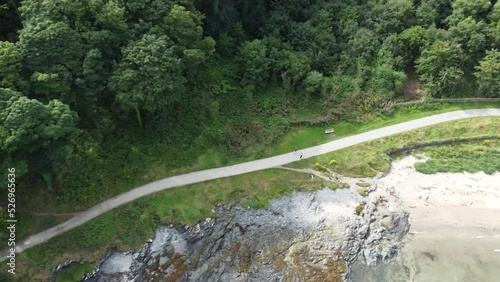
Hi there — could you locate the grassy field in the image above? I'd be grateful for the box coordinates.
[415,139,500,174]
[287,117,500,177]
[4,116,500,282]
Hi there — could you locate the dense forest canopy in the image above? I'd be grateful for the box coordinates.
[0,0,499,191]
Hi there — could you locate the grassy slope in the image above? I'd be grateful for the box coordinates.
[4,116,500,282]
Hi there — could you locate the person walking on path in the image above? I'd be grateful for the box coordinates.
[300,153,303,159]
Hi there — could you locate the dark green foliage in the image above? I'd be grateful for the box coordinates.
[0,0,22,41]
[416,40,465,97]
[475,49,500,97]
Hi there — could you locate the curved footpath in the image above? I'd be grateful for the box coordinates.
[2,109,500,260]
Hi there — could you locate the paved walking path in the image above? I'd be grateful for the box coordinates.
[2,109,500,260]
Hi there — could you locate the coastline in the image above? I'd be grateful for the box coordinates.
[52,155,500,281]
[364,156,500,282]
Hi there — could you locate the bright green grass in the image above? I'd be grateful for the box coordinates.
[54,262,95,282]
[415,139,500,174]
[287,117,500,177]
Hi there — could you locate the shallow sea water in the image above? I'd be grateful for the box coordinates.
[348,235,500,282]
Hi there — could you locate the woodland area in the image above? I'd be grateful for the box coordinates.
[0,0,499,202]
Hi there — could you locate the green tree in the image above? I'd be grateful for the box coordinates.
[474,49,500,97]
[109,34,185,128]
[449,17,488,55]
[19,21,84,102]
[0,88,78,188]
[491,21,500,48]
[160,5,215,73]
[489,1,500,22]
[397,25,427,66]
[367,63,406,98]
[238,39,271,87]
[303,10,337,74]
[280,51,311,91]
[416,40,465,97]
[347,28,380,61]
[416,0,438,27]
[304,70,324,97]
[0,41,25,90]
[446,0,491,26]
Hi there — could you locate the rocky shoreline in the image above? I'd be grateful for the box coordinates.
[52,155,500,282]
[55,179,410,282]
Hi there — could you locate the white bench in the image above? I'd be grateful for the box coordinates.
[325,128,335,134]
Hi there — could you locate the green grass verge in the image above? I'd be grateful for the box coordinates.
[287,117,500,177]
[415,139,500,174]
[274,102,500,154]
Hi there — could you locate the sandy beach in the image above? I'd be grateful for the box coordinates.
[370,156,500,282]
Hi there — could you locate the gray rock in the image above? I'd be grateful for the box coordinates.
[74,188,410,282]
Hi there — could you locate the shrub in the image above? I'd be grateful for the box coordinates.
[354,201,367,215]
[329,159,337,165]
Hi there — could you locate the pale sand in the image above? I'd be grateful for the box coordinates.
[370,156,500,282]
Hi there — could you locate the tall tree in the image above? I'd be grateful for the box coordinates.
[303,10,338,74]
[416,40,465,97]
[160,4,216,73]
[238,39,271,87]
[0,41,26,91]
[446,0,491,26]
[0,88,78,188]
[449,17,488,55]
[109,34,185,128]
[19,21,84,103]
[474,49,500,97]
